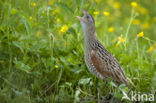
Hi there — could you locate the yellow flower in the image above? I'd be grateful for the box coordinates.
[36,31,41,37]
[108,27,114,32]
[53,8,60,15]
[32,3,36,7]
[95,0,100,2]
[137,32,144,37]
[29,16,33,20]
[61,25,68,32]
[57,18,60,23]
[118,37,126,43]
[139,7,148,15]
[114,2,120,9]
[132,19,140,25]
[116,36,126,46]
[147,46,153,53]
[153,17,156,22]
[93,11,99,15]
[103,11,110,16]
[59,25,69,34]
[131,1,137,7]
[141,22,150,29]
[55,65,58,69]
[49,0,54,5]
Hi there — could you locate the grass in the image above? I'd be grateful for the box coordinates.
[0,0,156,103]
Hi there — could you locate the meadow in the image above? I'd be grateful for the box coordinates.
[0,0,156,103]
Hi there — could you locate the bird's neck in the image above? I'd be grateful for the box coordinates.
[84,26,96,48]
[84,26,95,39]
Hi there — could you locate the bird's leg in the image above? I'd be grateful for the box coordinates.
[102,78,108,87]
[95,78,103,103]
[102,78,113,101]
[95,77,101,101]
[95,77,99,94]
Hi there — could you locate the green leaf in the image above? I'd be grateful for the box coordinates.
[118,84,126,91]
[22,17,31,35]
[55,3,73,14]
[152,72,156,87]
[78,78,91,85]
[68,27,77,38]
[74,89,80,103]
[110,81,117,87]
[65,82,72,87]
[60,57,68,65]
[12,41,24,53]
[13,58,31,73]
[79,0,84,9]
[9,13,19,26]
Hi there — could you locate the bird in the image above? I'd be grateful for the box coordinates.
[76,9,129,86]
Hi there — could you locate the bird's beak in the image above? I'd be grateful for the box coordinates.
[75,9,87,21]
[75,16,83,20]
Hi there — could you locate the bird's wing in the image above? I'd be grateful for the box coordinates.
[90,49,129,86]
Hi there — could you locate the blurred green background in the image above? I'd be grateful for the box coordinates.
[0,0,156,103]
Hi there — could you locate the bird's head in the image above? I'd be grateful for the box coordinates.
[76,9,95,31]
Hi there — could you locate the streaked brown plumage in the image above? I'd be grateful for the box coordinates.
[76,9,129,86]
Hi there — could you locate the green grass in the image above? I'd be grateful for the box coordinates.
[0,0,156,103]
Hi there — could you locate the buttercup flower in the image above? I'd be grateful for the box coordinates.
[141,22,150,29]
[133,19,140,25]
[32,3,36,7]
[29,16,33,20]
[104,11,110,16]
[147,46,153,53]
[59,25,69,34]
[95,0,100,2]
[153,17,156,22]
[116,36,126,46]
[108,27,115,32]
[57,18,60,23]
[55,65,59,69]
[118,37,126,43]
[93,11,99,15]
[114,2,120,9]
[139,7,148,15]
[154,43,156,47]
[49,0,54,5]
[137,32,144,37]
[131,1,137,7]
[53,8,60,15]
[36,31,41,37]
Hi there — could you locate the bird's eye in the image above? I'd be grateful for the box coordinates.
[86,16,89,19]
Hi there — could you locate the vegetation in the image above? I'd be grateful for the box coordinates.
[0,0,156,102]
